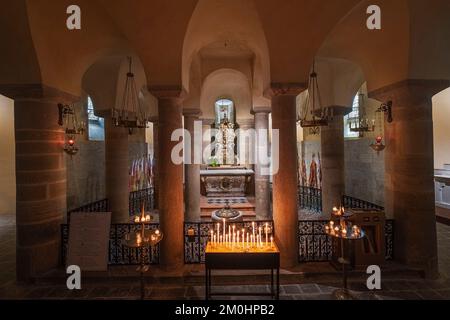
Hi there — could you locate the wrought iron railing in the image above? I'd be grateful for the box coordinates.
[184,220,275,264]
[67,198,109,223]
[66,187,155,222]
[129,187,155,216]
[298,219,394,262]
[298,186,322,212]
[61,223,160,266]
[342,195,384,211]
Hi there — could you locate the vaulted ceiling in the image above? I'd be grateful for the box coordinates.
[0,0,449,103]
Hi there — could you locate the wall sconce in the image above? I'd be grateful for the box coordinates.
[376,101,393,123]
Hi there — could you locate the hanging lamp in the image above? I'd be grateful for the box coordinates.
[298,59,329,135]
[112,57,150,135]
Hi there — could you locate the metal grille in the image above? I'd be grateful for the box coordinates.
[298,186,322,212]
[298,220,333,262]
[67,198,109,224]
[298,219,395,262]
[342,195,384,211]
[129,187,155,216]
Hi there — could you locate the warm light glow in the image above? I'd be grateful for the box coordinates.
[208,220,274,252]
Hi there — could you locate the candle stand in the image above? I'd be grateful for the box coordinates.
[123,207,163,300]
[205,243,280,300]
[325,227,365,300]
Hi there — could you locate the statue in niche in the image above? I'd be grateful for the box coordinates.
[211,99,238,166]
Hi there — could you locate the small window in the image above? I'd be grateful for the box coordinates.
[87,96,105,141]
[344,94,360,138]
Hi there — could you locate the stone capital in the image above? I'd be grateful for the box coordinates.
[368,79,450,105]
[148,85,186,100]
[0,84,79,104]
[182,108,202,118]
[251,106,272,115]
[148,116,159,124]
[264,82,307,99]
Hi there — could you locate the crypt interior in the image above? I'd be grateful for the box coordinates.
[1,0,450,301]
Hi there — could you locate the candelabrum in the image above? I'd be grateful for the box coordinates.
[123,202,163,300]
[208,220,275,252]
[325,205,365,300]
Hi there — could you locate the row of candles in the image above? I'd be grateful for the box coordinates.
[209,220,274,249]
[326,206,363,238]
[325,220,362,238]
[136,229,161,246]
[133,203,161,246]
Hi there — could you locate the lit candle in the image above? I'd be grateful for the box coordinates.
[252,222,255,240]
[265,223,269,245]
[134,216,140,223]
[242,230,245,248]
[223,218,226,240]
[270,236,274,248]
[145,214,151,222]
[136,233,142,245]
[217,223,220,245]
[333,207,339,215]
[259,227,262,247]
[237,231,240,247]
[211,230,214,245]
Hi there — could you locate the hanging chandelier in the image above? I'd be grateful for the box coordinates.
[298,60,329,135]
[58,103,85,156]
[112,57,150,135]
[349,92,375,136]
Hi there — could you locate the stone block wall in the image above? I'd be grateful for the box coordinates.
[344,138,385,206]
[66,140,148,210]
[300,137,385,206]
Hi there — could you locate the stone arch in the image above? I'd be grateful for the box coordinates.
[200,68,253,121]
[182,0,270,102]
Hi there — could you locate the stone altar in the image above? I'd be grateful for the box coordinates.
[200,167,254,197]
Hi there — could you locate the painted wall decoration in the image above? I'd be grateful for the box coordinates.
[129,155,154,192]
[299,151,323,190]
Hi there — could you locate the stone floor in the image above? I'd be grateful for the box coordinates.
[1,212,450,300]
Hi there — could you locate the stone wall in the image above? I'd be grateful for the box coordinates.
[299,136,385,206]
[344,138,385,206]
[66,141,105,210]
[66,139,148,210]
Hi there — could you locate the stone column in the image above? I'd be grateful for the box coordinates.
[12,88,75,282]
[183,109,201,222]
[270,85,304,267]
[151,88,184,269]
[253,107,271,218]
[104,117,129,223]
[370,79,450,278]
[320,107,349,218]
